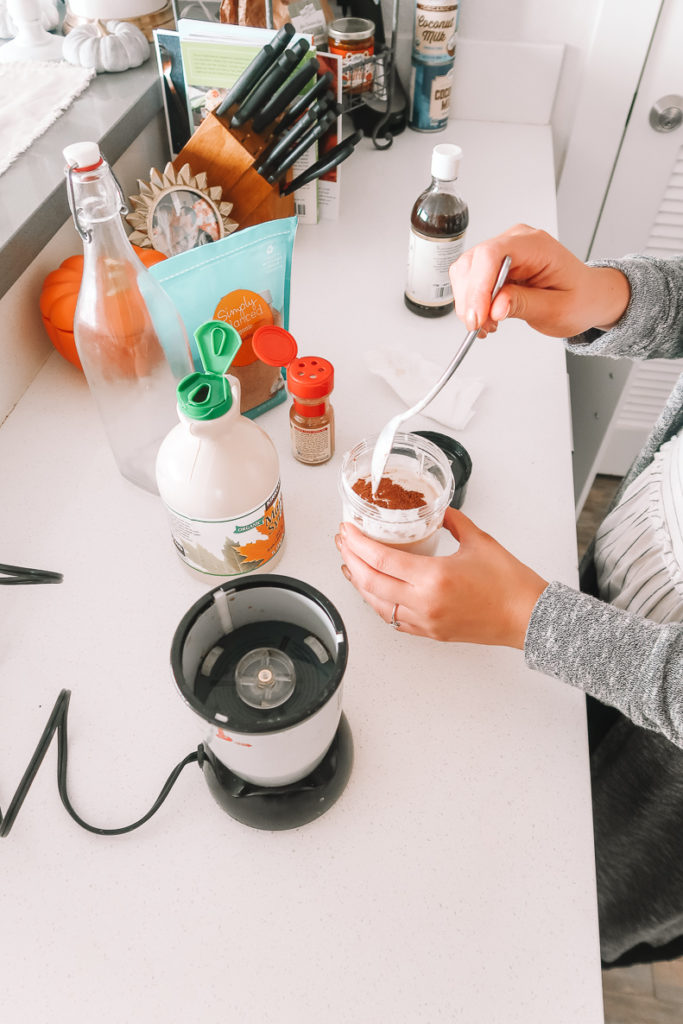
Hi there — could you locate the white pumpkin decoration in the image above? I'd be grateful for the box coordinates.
[63,19,150,74]
[0,0,59,39]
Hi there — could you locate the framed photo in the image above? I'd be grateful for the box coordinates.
[150,186,222,255]
[126,164,238,257]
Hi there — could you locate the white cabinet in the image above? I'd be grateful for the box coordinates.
[560,0,683,511]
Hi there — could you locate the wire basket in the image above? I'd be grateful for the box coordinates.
[340,46,397,149]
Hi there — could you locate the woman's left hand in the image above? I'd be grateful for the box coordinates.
[335,507,548,649]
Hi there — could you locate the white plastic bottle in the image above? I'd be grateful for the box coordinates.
[64,141,193,493]
[156,321,285,576]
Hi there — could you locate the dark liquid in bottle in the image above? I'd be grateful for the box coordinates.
[404,188,469,318]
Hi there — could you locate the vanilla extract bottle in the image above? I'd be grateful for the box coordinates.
[404,143,469,318]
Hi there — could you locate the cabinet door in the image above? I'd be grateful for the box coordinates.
[570,0,683,511]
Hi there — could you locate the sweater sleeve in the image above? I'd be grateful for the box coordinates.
[524,581,683,749]
[566,254,683,361]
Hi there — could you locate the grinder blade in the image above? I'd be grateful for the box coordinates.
[235,647,296,709]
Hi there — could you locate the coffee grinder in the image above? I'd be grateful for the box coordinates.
[171,574,353,830]
[0,574,352,836]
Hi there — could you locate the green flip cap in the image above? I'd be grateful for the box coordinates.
[194,320,242,374]
[177,372,233,420]
[176,321,243,420]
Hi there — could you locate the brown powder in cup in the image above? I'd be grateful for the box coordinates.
[352,476,427,510]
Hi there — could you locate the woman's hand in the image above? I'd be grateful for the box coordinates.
[335,507,549,649]
[450,223,631,338]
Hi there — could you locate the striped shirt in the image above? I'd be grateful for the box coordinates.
[594,429,683,624]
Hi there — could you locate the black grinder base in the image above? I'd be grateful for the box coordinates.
[201,714,353,830]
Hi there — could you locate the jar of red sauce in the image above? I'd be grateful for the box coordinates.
[327,17,375,95]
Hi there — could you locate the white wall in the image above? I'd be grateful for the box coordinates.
[379,0,603,179]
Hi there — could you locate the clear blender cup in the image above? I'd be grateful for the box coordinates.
[339,432,455,555]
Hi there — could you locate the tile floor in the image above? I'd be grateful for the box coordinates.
[577,476,683,1023]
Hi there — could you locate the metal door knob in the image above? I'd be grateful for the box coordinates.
[649,95,683,132]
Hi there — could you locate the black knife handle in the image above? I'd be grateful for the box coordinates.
[274,70,334,136]
[265,108,337,185]
[215,23,295,117]
[255,98,330,175]
[252,56,320,134]
[232,38,311,128]
[281,130,362,195]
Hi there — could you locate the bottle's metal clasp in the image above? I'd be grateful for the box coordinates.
[65,159,129,243]
[65,163,91,243]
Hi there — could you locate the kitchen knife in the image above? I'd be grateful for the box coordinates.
[215,23,295,118]
[251,56,320,134]
[231,38,311,128]
[273,70,334,135]
[255,97,331,175]
[280,130,362,195]
[264,108,337,185]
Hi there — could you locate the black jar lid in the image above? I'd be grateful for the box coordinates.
[412,430,472,509]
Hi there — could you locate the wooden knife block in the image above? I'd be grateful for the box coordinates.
[172,112,295,229]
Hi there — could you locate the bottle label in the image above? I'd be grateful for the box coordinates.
[413,1,459,62]
[290,421,333,464]
[405,228,466,307]
[163,480,285,575]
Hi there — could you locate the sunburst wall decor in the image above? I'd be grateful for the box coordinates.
[126,163,239,258]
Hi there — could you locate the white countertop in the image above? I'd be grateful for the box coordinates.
[0,121,604,1023]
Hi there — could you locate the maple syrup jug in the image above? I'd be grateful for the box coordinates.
[156,321,285,577]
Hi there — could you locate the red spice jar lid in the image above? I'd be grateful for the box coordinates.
[287,356,334,399]
[252,325,298,366]
[252,326,334,398]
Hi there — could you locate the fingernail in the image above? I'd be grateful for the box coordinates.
[341,564,351,581]
[339,523,347,539]
[466,309,479,331]
[334,533,342,552]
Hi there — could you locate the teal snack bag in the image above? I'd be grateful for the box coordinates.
[149,217,297,418]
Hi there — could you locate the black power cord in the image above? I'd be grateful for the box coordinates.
[0,689,204,838]
[0,562,64,585]
[0,563,203,837]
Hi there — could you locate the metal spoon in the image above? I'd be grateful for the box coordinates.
[370,256,512,494]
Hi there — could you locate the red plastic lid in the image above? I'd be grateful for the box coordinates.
[252,325,298,367]
[287,356,334,399]
[252,326,334,398]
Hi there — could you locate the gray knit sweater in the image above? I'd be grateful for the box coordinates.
[522,255,683,963]
[524,254,683,748]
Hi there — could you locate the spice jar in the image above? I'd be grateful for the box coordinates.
[327,17,375,94]
[252,325,335,465]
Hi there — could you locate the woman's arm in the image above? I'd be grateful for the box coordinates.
[449,224,631,338]
[449,224,683,360]
[527,581,683,749]
[566,255,683,361]
[336,507,548,648]
[336,515,683,749]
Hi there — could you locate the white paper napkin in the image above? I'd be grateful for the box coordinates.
[365,346,484,430]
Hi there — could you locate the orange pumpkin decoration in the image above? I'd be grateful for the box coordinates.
[39,245,167,370]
